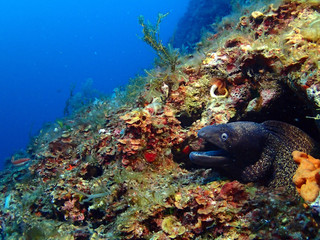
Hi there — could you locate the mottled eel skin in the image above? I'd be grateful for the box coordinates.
[190,121,316,192]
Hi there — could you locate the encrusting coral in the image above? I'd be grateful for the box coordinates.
[292,151,320,203]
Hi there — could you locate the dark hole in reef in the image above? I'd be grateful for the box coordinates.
[88,209,105,221]
[254,17,264,25]
[235,82,320,142]
[177,113,195,128]
[82,165,103,180]
[172,142,190,167]
[142,217,160,233]
[225,39,242,48]
[241,54,275,77]
[177,109,203,128]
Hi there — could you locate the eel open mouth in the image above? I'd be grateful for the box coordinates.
[189,139,232,168]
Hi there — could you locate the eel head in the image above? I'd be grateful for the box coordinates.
[189,122,266,170]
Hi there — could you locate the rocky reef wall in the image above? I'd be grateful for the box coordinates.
[1,0,320,239]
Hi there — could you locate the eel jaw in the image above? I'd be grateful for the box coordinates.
[189,125,233,168]
[189,149,232,168]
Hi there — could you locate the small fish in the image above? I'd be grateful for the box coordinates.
[11,157,31,166]
[190,121,316,192]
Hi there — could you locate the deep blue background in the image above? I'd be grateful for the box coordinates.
[0,0,188,168]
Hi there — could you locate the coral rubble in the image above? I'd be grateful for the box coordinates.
[1,0,320,239]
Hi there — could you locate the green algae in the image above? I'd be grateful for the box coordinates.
[301,17,320,42]
[183,75,212,116]
[294,0,320,5]
[112,75,148,108]
[139,13,179,72]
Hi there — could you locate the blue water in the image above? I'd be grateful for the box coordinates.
[0,0,188,169]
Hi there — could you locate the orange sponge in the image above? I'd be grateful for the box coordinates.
[292,151,320,202]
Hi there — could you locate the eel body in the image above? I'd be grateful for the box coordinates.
[189,121,316,192]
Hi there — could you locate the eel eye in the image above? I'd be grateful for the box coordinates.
[221,133,228,141]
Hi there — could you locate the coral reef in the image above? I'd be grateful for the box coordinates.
[1,0,320,239]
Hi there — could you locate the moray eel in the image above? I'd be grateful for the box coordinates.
[189,121,316,192]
